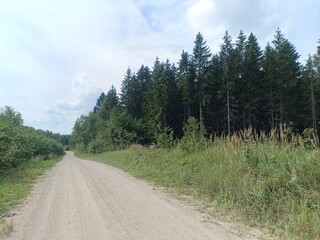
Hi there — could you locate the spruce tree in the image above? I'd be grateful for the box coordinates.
[219,31,237,135]
[242,33,263,129]
[272,29,301,125]
[262,42,277,129]
[192,32,212,124]
[93,92,105,113]
[177,50,195,123]
[234,31,247,130]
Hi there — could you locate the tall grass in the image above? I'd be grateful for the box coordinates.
[77,125,320,239]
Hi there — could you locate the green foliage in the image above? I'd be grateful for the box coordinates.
[107,107,145,149]
[179,117,208,152]
[88,139,108,154]
[0,106,23,126]
[0,107,64,172]
[155,127,174,149]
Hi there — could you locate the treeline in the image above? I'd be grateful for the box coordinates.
[0,106,65,172]
[71,29,320,152]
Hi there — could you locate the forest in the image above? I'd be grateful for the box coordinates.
[71,29,320,152]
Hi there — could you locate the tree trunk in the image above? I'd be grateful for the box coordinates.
[199,94,203,124]
[242,104,245,130]
[310,77,319,147]
[279,90,283,124]
[270,88,274,129]
[227,89,231,136]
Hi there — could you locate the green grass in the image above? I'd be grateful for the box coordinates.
[0,156,62,217]
[77,142,320,240]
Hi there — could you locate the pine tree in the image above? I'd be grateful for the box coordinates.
[192,32,212,124]
[272,29,301,125]
[164,60,182,136]
[93,92,105,113]
[234,31,247,130]
[203,53,223,134]
[177,50,195,123]
[98,86,119,121]
[219,31,237,135]
[120,68,142,119]
[262,43,275,129]
[120,67,133,108]
[301,40,320,144]
[143,58,166,137]
[136,65,151,116]
[242,33,263,129]
[303,56,318,131]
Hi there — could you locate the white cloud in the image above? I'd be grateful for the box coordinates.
[0,0,319,134]
[56,73,103,111]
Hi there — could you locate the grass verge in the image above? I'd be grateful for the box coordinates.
[0,156,62,236]
[77,142,320,240]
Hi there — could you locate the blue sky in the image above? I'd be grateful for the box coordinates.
[0,0,319,134]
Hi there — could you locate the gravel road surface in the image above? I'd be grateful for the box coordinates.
[3,152,243,240]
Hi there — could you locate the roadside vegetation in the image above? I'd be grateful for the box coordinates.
[77,120,320,239]
[0,106,66,235]
[72,30,320,239]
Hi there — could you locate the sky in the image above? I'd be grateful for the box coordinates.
[0,0,319,134]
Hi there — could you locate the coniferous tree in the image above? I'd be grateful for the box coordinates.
[272,29,301,125]
[121,66,150,120]
[177,50,195,123]
[301,41,320,144]
[143,58,167,137]
[220,31,237,135]
[120,68,139,118]
[120,67,133,108]
[242,33,263,129]
[262,42,277,129]
[93,92,105,113]
[234,31,247,130]
[207,54,223,133]
[98,86,119,121]
[303,56,318,131]
[192,32,212,124]
[136,65,151,119]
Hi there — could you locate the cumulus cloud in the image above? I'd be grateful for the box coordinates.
[56,73,103,111]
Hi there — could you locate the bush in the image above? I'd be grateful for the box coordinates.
[0,111,64,173]
[88,139,108,154]
[155,127,174,148]
[179,117,209,152]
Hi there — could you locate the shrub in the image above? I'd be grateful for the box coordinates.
[155,127,174,148]
[179,117,209,152]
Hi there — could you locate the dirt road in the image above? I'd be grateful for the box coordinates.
[3,152,243,240]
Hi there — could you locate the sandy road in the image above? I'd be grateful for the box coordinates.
[3,152,243,240]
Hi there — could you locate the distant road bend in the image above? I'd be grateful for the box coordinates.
[4,152,242,240]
